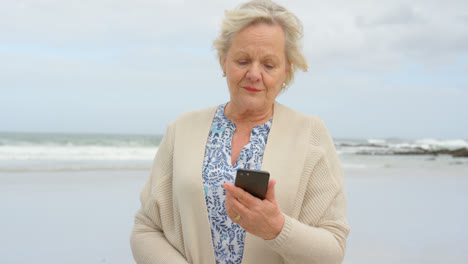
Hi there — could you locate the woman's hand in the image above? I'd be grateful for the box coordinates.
[223,179,285,240]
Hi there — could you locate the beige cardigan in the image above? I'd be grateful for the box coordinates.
[130,102,349,264]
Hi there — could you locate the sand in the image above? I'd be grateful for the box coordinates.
[0,170,147,264]
[344,167,468,264]
[1,165,467,263]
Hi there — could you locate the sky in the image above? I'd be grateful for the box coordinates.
[1,0,467,139]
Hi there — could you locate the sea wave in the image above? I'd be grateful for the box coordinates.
[0,146,158,160]
[336,138,468,157]
[0,132,160,161]
[0,132,162,147]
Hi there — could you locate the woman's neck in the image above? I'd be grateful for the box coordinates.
[224,102,274,129]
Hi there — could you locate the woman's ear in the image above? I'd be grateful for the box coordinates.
[221,57,227,76]
[286,62,291,73]
[283,62,291,84]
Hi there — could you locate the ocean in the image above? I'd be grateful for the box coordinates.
[0,132,161,172]
[1,131,467,172]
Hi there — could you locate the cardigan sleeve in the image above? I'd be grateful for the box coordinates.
[130,123,189,264]
[264,117,350,264]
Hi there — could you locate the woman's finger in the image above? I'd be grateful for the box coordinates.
[225,192,237,217]
[224,182,257,206]
[264,179,277,201]
[229,193,250,216]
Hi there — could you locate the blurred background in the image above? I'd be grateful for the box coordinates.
[1,0,467,263]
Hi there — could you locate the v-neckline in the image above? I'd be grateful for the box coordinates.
[217,103,273,168]
[230,131,252,167]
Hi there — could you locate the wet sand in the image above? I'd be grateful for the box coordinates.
[344,166,468,264]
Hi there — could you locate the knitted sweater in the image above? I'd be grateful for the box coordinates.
[130,102,350,264]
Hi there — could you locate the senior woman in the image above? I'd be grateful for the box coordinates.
[130,0,349,263]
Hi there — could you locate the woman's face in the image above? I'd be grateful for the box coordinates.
[223,23,288,113]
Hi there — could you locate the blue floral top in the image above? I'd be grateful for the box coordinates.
[202,103,272,264]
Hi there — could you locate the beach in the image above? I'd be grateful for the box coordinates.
[0,170,146,264]
[2,159,468,263]
[1,133,468,263]
[344,164,468,264]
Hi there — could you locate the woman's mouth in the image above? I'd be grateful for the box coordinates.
[243,86,261,93]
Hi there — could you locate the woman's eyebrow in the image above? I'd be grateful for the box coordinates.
[232,52,280,61]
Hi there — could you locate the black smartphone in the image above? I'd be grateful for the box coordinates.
[235,169,270,200]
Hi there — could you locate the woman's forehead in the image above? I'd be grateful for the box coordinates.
[228,24,285,58]
[233,23,285,43]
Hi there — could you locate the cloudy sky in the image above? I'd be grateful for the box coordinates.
[1,0,467,139]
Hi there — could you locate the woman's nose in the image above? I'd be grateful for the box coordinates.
[246,63,261,82]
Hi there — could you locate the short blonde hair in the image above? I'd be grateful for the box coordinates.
[213,0,308,90]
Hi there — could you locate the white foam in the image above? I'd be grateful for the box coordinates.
[414,139,468,151]
[0,146,158,161]
[367,139,387,145]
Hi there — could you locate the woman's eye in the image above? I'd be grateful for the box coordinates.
[237,61,248,66]
[264,64,274,70]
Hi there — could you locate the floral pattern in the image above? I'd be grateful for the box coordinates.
[202,103,272,264]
